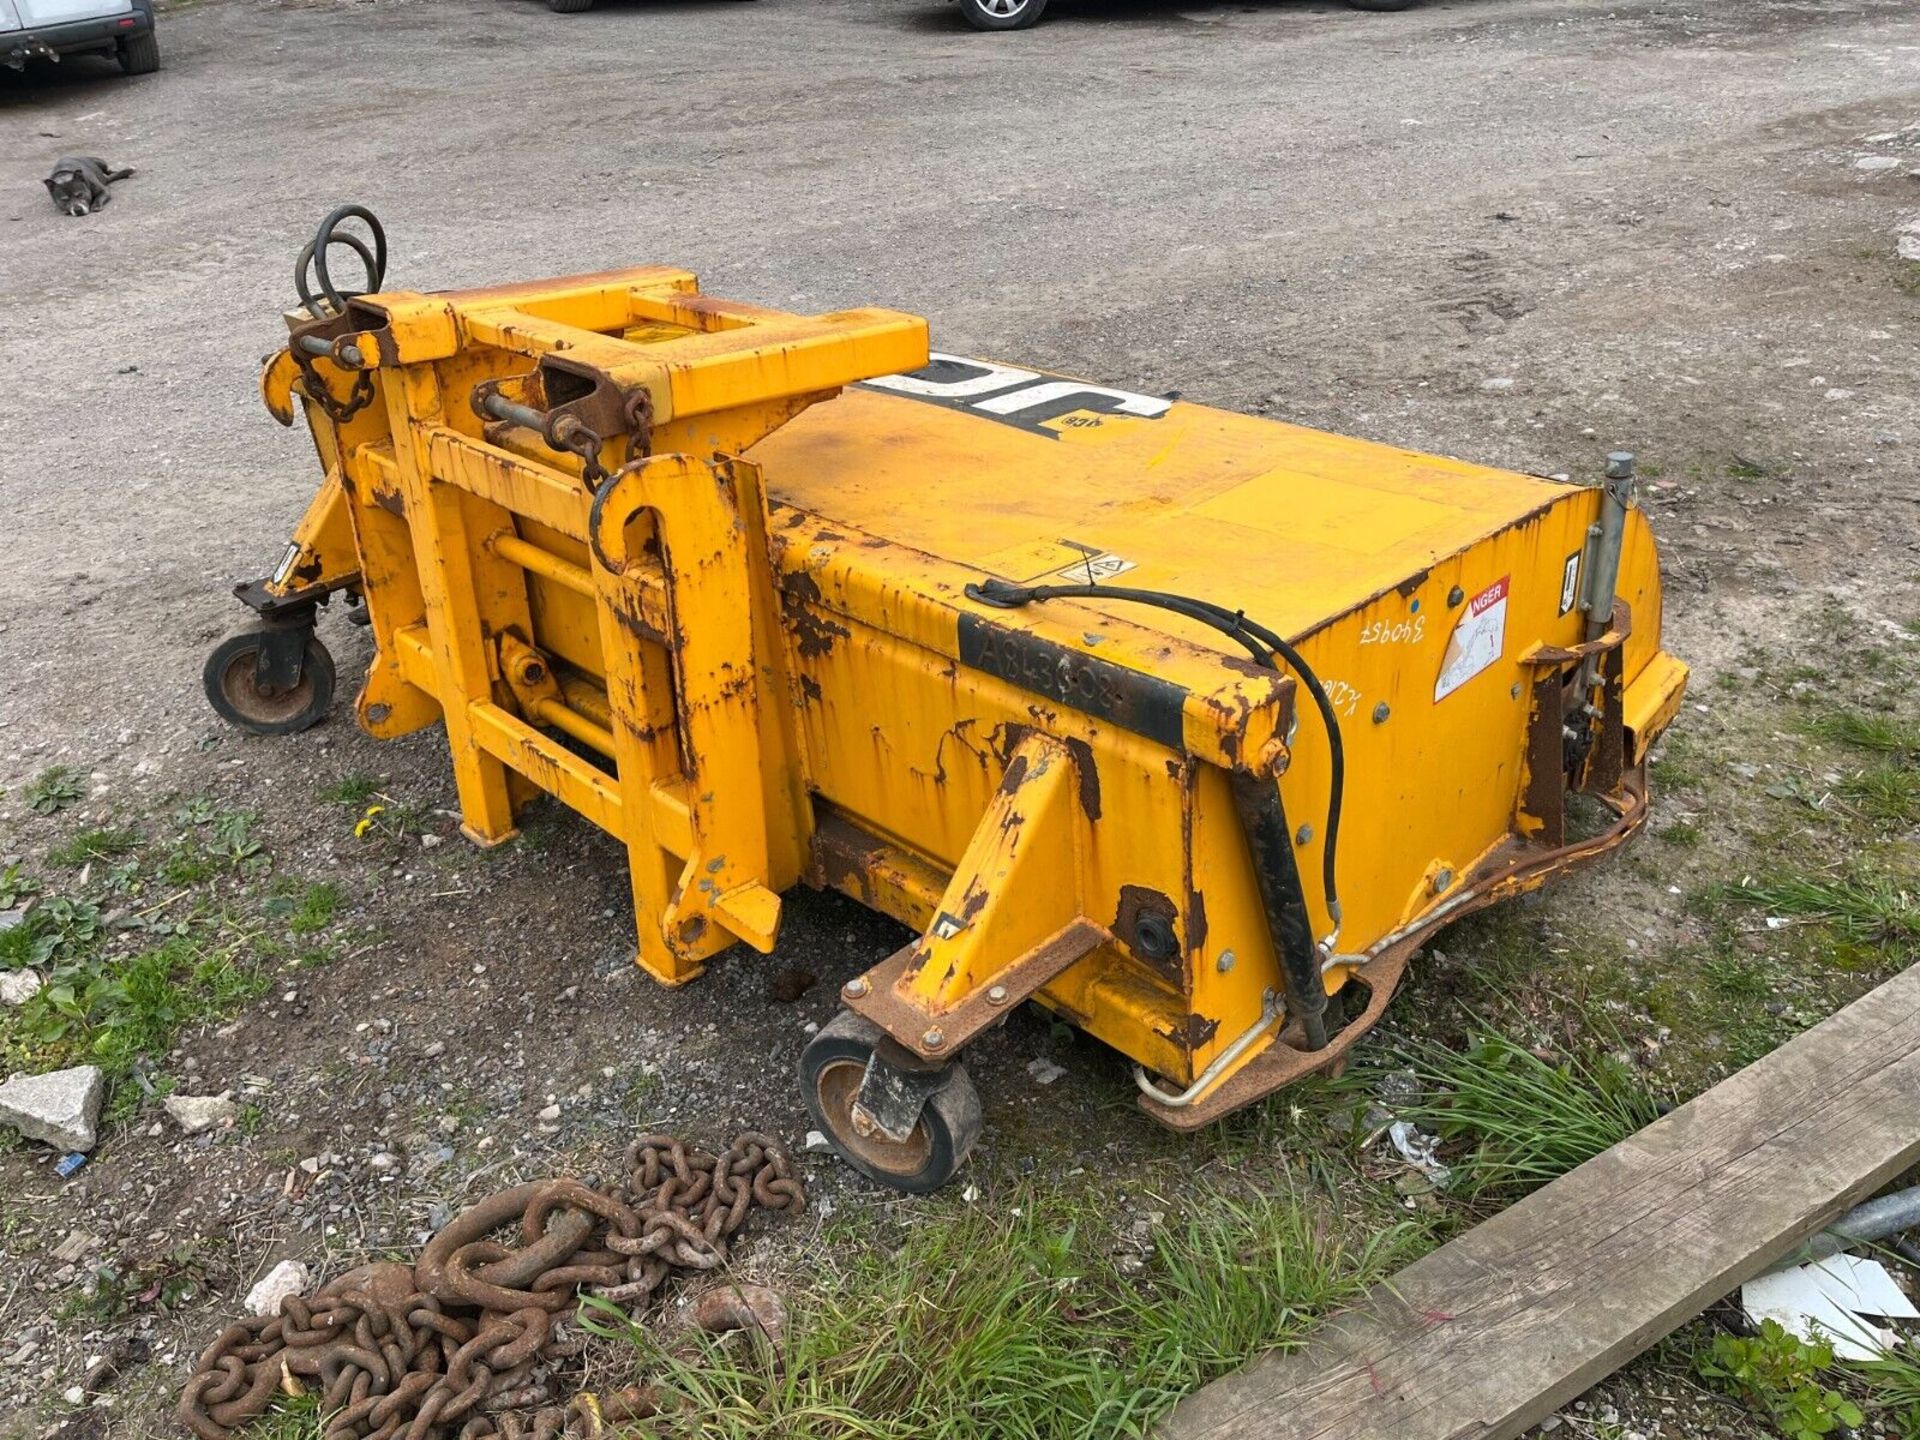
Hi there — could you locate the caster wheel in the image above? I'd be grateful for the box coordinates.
[801,1011,982,1194]
[203,629,336,736]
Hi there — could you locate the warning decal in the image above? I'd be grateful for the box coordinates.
[1434,576,1510,702]
[1054,552,1136,583]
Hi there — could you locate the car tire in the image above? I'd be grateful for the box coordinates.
[548,0,593,11]
[117,31,159,74]
[961,0,1048,30]
[1346,0,1421,9]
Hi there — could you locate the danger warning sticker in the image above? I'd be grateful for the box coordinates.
[1434,576,1510,701]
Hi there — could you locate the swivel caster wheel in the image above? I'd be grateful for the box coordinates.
[203,626,336,736]
[801,1011,983,1194]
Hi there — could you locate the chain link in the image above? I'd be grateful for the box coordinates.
[291,348,379,425]
[177,1132,803,1440]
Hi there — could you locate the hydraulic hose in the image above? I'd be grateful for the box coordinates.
[966,576,1345,943]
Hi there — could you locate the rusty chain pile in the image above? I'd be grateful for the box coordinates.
[178,1133,804,1440]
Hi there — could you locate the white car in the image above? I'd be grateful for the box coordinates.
[961,0,1416,30]
[2,0,158,74]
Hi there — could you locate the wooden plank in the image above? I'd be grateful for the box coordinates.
[1159,962,1920,1440]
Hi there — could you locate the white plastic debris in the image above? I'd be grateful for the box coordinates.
[1388,1120,1452,1190]
[1026,1057,1066,1086]
[245,1260,312,1318]
[1742,1253,1920,1360]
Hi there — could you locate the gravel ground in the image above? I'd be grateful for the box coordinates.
[2,0,1919,1436]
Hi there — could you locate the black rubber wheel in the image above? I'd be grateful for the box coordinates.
[203,630,336,736]
[1346,0,1421,9]
[801,1011,983,1194]
[548,0,593,11]
[960,0,1048,30]
[117,32,160,74]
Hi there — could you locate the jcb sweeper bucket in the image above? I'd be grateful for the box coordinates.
[215,220,1686,1192]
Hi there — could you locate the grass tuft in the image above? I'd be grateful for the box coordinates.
[1837,764,1920,827]
[580,1186,1417,1439]
[1851,1339,1920,1436]
[1808,710,1920,757]
[1727,873,1920,942]
[1380,1032,1663,1198]
[321,774,381,807]
[48,826,140,867]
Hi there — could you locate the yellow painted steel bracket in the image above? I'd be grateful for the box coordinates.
[210,212,1688,1192]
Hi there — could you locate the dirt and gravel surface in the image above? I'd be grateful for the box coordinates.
[2,0,1919,1436]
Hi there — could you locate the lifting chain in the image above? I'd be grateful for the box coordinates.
[176,1132,804,1440]
[291,350,379,426]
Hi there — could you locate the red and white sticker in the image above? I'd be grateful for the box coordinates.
[1434,576,1509,701]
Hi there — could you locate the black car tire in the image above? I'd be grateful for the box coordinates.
[1346,0,1421,9]
[549,0,594,11]
[118,31,159,74]
[961,0,1048,30]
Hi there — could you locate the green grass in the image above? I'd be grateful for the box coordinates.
[1808,710,1920,757]
[1375,1031,1664,1199]
[47,826,140,867]
[1702,953,1773,1000]
[235,1396,325,1440]
[1727,872,1920,943]
[320,774,381,807]
[0,896,102,971]
[263,880,342,936]
[11,933,271,1079]
[289,882,341,935]
[1650,731,1708,792]
[1656,819,1703,848]
[0,862,35,908]
[1851,1340,1920,1437]
[579,1186,1418,1439]
[1838,764,1920,827]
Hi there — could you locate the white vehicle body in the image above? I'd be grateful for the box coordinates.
[3,0,157,74]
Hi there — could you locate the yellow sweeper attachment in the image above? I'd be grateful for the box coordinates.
[208,211,1687,1191]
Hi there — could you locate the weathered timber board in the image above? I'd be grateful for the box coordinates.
[1159,961,1920,1440]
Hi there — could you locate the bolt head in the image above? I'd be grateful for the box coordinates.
[986,985,1009,1005]
[1372,701,1391,724]
[1295,823,1314,845]
[1216,950,1237,974]
[1431,868,1454,895]
[843,977,869,998]
[921,1027,945,1050]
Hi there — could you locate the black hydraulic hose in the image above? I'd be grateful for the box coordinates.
[967,577,1345,939]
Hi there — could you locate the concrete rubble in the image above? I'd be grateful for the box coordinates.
[0,1065,105,1152]
[244,1261,312,1317]
[163,1093,238,1135]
